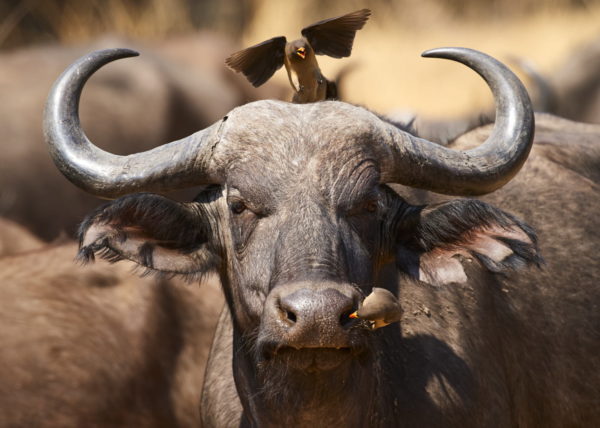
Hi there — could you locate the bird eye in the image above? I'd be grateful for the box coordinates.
[230,200,247,215]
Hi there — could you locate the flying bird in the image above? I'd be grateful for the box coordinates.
[349,287,403,330]
[225,9,371,103]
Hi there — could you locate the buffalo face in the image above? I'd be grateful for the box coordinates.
[76,120,540,372]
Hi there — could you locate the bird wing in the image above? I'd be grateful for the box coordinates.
[225,36,287,87]
[301,9,371,58]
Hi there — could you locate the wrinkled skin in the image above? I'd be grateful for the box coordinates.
[0,34,286,241]
[0,243,224,427]
[73,96,600,427]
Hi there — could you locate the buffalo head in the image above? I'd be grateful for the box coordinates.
[44,47,540,426]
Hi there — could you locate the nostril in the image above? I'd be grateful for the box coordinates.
[286,310,297,323]
[278,302,298,324]
[277,297,299,325]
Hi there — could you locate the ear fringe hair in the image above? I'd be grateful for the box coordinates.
[76,241,218,284]
[77,192,212,254]
[75,245,96,264]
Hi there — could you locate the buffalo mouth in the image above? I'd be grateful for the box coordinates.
[261,345,362,372]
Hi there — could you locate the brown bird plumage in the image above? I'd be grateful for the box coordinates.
[349,287,403,330]
[225,9,371,103]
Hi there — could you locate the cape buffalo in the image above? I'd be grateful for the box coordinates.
[0,242,223,427]
[548,36,600,123]
[513,36,600,124]
[44,47,599,427]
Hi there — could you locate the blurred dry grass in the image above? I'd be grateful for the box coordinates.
[1,0,600,116]
[0,0,251,47]
[36,0,196,41]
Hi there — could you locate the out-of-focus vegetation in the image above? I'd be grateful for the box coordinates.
[0,0,253,47]
[1,0,599,115]
[1,0,596,48]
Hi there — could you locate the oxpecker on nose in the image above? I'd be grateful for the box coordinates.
[225,9,371,103]
[349,288,403,330]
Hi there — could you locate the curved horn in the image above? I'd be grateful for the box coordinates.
[378,47,534,195]
[44,48,222,199]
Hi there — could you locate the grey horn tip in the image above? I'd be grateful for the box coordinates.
[421,47,471,59]
[97,47,140,59]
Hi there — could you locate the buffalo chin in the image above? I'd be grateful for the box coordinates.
[253,347,375,426]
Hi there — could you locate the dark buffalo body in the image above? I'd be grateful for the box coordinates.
[516,36,600,125]
[42,48,600,427]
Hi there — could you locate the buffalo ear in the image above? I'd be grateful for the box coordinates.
[396,199,542,286]
[78,193,219,277]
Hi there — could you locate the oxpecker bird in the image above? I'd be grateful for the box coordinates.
[349,287,403,330]
[225,9,371,103]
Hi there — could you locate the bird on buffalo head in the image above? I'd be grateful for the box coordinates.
[225,9,371,103]
[349,287,403,330]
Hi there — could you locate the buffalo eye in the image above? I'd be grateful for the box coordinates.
[365,200,378,213]
[343,197,381,219]
[230,200,247,215]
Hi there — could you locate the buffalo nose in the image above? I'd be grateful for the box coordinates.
[264,283,361,348]
[279,288,355,328]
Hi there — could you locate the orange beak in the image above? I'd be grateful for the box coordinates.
[349,311,359,319]
[296,47,306,59]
